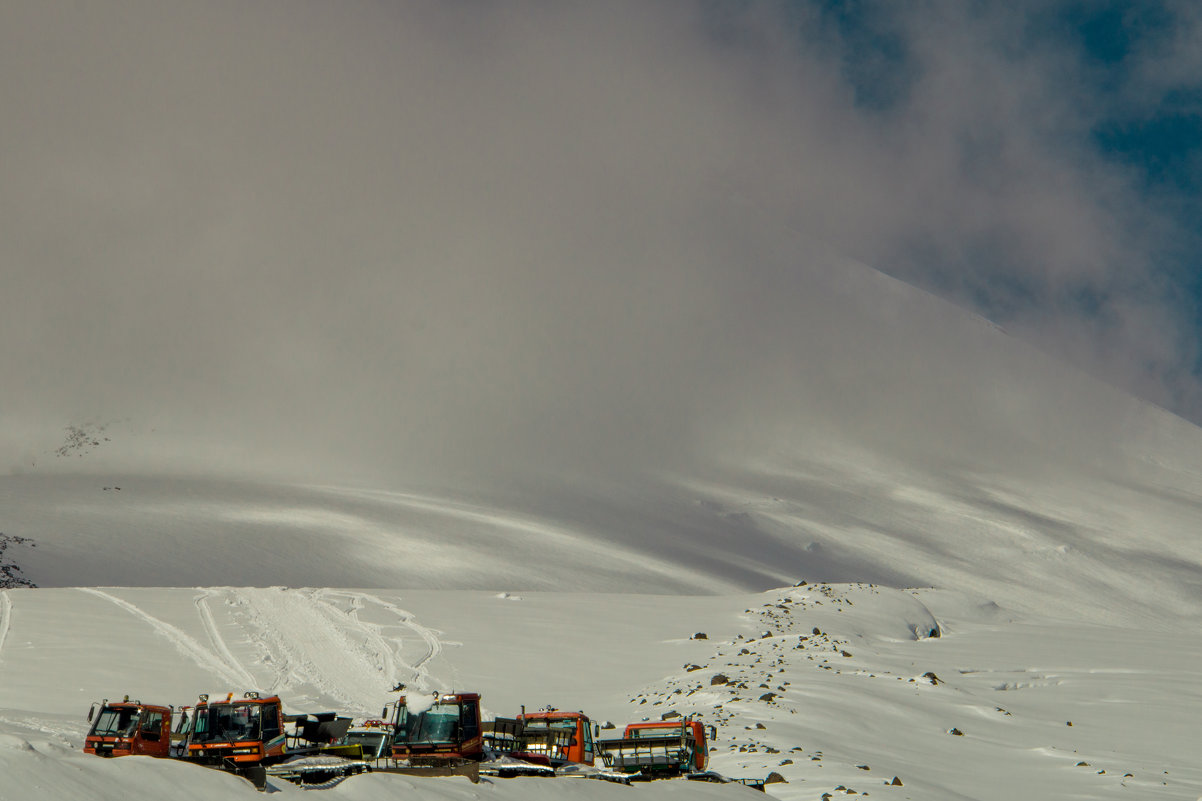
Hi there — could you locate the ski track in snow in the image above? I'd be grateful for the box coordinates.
[316,589,446,693]
[314,590,398,683]
[0,591,11,661]
[47,587,448,719]
[75,589,245,686]
[193,590,257,688]
[218,587,420,715]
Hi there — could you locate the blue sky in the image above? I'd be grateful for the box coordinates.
[810,0,1202,411]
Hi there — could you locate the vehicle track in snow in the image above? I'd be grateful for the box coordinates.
[0,591,11,662]
[193,590,258,688]
[75,588,246,686]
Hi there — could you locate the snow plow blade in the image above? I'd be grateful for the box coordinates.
[264,754,370,789]
[479,754,556,778]
[372,759,481,783]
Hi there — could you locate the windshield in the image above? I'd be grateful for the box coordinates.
[190,702,264,744]
[523,718,577,730]
[90,707,140,737]
[342,731,389,758]
[392,702,461,746]
[629,724,681,738]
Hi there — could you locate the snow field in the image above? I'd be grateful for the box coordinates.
[2,584,1200,800]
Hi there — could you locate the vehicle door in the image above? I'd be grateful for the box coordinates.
[137,709,166,757]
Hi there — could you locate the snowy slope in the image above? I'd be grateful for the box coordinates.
[2,584,1200,800]
[7,252,1202,625]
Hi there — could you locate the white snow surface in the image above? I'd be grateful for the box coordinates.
[1,583,1200,800]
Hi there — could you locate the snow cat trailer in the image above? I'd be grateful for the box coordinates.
[83,696,174,758]
[180,692,365,790]
[596,717,717,779]
[374,689,483,782]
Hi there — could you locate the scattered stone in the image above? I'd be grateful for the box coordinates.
[841,650,853,658]
[1066,721,1073,726]
[711,674,730,685]
[948,728,964,736]
[813,627,822,636]
[856,764,870,770]
[890,776,903,786]
[923,672,942,685]
[755,722,766,729]
[780,759,793,765]
[685,664,702,672]
[661,711,680,720]
[1076,762,1089,767]
[693,632,708,640]
[764,772,786,784]
[759,692,777,702]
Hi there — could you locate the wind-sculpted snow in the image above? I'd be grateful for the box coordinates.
[7,449,1202,628]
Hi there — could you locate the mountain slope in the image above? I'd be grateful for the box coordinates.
[5,255,1202,626]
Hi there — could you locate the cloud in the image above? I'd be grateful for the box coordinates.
[1,1,1198,490]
